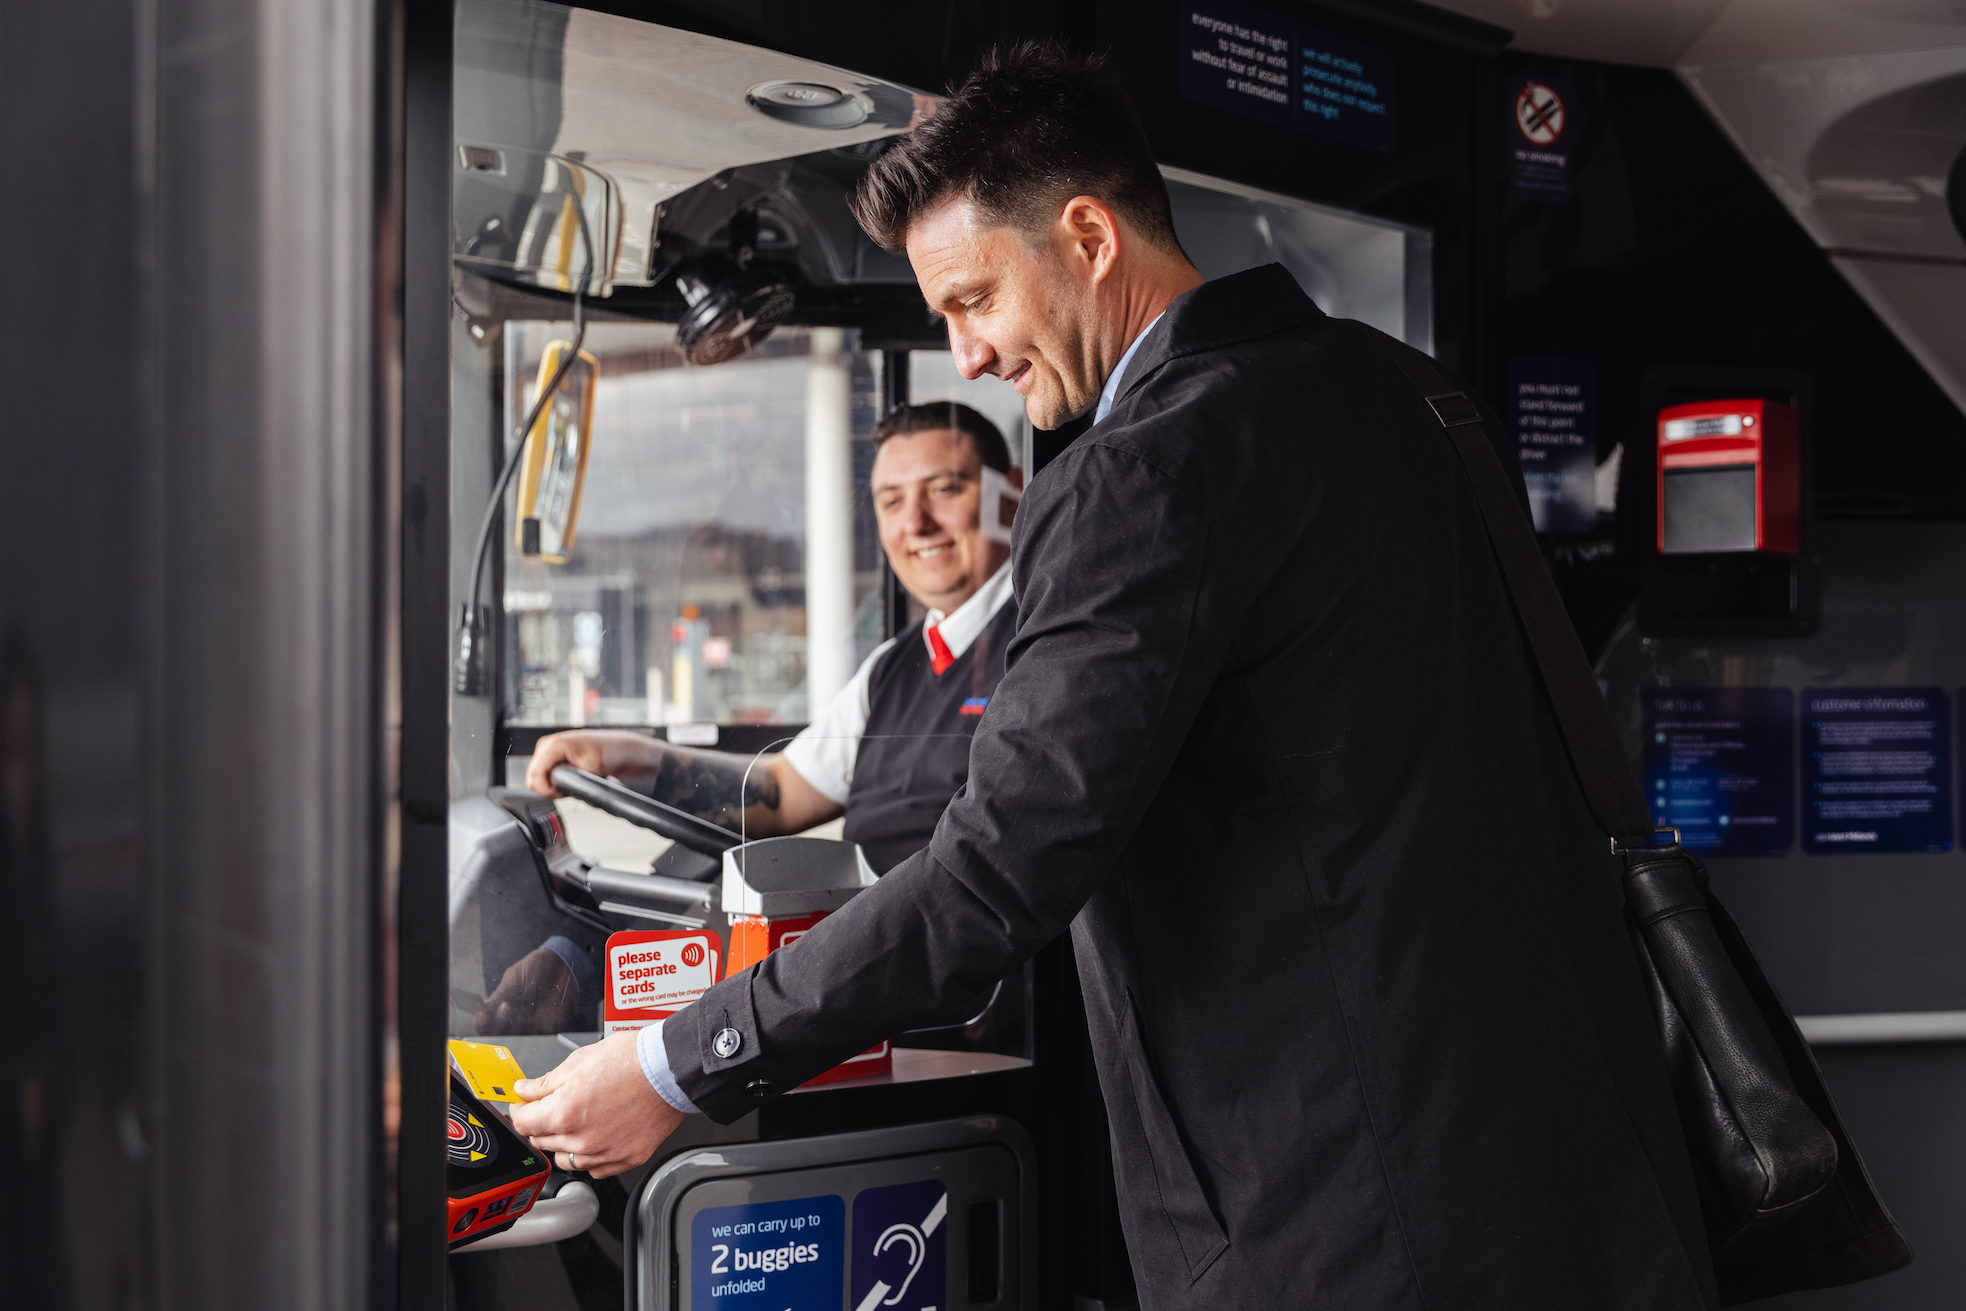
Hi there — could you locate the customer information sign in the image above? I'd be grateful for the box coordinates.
[1803,687,1953,854]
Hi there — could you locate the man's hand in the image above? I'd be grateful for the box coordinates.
[509,1029,685,1179]
[475,946,578,1036]
[525,729,662,797]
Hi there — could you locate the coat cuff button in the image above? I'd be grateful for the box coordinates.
[712,1027,743,1059]
[746,1079,774,1100]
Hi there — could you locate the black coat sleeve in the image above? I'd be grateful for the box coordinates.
[663,439,1239,1120]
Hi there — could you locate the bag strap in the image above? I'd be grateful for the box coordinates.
[1364,330,1656,843]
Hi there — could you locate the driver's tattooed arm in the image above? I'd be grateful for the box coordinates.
[644,746,783,830]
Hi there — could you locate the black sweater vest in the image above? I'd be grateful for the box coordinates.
[843,601,1017,874]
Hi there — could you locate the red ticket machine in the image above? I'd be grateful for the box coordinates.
[1656,398,1800,555]
[727,910,893,1085]
[723,836,893,1086]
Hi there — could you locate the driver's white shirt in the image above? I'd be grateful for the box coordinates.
[639,559,1015,1116]
[780,559,1014,804]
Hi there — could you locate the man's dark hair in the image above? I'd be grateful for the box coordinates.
[873,401,1012,473]
[851,40,1179,253]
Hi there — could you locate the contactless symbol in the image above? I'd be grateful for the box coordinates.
[681,941,705,968]
[446,1103,499,1167]
[1515,82,1565,145]
[712,1027,743,1059]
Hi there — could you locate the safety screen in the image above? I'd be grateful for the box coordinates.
[498,321,888,730]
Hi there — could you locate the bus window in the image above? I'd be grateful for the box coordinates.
[909,350,1036,475]
[1163,166,1431,355]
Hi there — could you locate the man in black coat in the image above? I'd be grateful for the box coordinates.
[515,41,1718,1309]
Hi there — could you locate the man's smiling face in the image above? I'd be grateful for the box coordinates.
[906,196,1105,431]
[870,425,1009,614]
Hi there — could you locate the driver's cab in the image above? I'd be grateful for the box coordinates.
[440,3,1430,1305]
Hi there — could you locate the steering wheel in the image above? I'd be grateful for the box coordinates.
[548,764,741,857]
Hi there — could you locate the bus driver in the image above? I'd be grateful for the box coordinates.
[481,402,1019,1033]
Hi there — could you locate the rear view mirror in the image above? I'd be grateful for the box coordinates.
[514,340,598,562]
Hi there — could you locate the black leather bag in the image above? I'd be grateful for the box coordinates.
[1368,329,1912,1304]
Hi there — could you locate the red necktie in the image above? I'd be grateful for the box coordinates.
[926,624,955,675]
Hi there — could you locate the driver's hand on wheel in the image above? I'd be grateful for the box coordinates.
[525,729,662,797]
[475,946,579,1036]
[511,1029,684,1179]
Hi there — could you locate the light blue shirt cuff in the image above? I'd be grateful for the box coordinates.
[541,934,599,1002]
[637,1019,701,1115]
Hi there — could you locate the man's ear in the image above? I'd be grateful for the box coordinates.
[1057,195,1122,284]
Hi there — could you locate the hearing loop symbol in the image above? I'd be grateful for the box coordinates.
[871,1223,928,1304]
[852,1190,947,1311]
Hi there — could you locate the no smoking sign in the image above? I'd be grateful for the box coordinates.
[1515,81,1565,145]
[1509,75,1573,200]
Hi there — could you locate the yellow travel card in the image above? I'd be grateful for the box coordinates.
[448,1039,529,1103]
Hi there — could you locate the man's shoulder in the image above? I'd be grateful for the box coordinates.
[1154,263,1328,362]
[1090,313,1366,465]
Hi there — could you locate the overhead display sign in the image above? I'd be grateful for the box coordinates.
[1509,75,1572,200]
[1508,355,1597,533]
[1181,2,1395,152]
[1803,687,1954,854]
[1643,688,1794,857]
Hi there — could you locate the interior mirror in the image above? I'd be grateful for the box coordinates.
[513,340,597,562]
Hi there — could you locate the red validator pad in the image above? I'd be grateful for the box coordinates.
[603,929,722,1036]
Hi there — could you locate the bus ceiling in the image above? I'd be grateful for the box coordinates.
[454,0,931,302]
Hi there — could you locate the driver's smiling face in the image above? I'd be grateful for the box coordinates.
[871,426,1008,614]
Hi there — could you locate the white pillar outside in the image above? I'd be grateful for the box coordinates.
[803,327,855,719]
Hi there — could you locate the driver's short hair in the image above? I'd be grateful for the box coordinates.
[873,401,1012,474]
[850,40,1179,255]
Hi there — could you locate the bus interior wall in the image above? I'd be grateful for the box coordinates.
[1480,55,1966,659]
[1476,47,1966,1311]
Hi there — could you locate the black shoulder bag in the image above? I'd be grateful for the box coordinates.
[1365,329,1912,1304]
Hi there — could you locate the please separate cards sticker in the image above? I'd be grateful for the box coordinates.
[448,1039,529,1103]
[604,929,722,1034]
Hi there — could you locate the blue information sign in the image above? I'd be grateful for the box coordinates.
[1803,687,1954,854]
[849,1179,947,1311]
[692,1193,844,1311]
[1643,688,1793,857]
[1180,2,1395,152]
[1509,355,1597,533]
